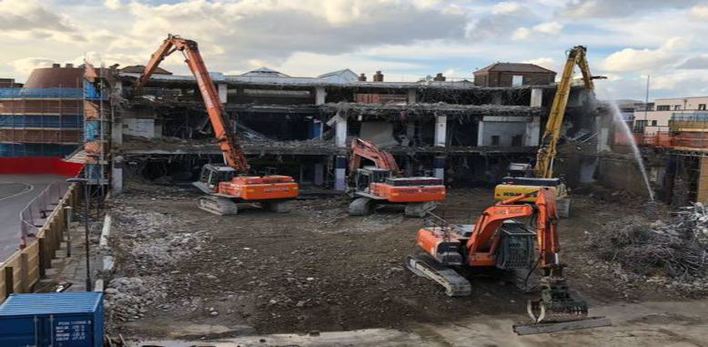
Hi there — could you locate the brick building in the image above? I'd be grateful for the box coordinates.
[473,63,556,87]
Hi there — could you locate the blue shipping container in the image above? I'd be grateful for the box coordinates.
[0,292,103,347]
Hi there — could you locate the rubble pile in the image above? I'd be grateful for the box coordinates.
[105,276,165,322]
[589,203,708,282]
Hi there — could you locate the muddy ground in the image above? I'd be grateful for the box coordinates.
[105,182,697,340]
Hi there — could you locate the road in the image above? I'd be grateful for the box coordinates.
[0,175,65,263]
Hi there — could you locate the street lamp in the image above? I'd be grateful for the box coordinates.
[66,177,94,291]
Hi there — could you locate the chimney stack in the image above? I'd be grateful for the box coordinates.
[66,63,74,68]
[358,73,367,81]
[52,63,61,68]
[433,73,446,81]
[373,70,384,82]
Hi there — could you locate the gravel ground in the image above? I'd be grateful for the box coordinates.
[104,182,705,339]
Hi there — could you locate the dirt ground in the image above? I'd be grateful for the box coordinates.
[105,182,704,342]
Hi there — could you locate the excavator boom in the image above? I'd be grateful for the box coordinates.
[535,45,595,179]
[349,138,400,176]
[136,34,250,173]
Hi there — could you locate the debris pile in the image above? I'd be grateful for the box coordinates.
[588,203,708,283]
[105,276,165,322]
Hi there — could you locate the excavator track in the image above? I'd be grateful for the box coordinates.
[197,195,239,216]
[405,254,471,296]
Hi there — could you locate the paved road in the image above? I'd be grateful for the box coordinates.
[0,175,65,263]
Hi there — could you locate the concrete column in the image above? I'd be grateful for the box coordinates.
[218,84,228,104]
[407,89,417,103]
[315,87,326,105]
[334,155,347,191]
[525,116,540,146]
[314,163,324,186]
[477,120,485,146]
[111,119,123,145]
[335,118,347,148]
[434,115,447,147]
[433,156,445,180]
[530,88,543,107]
[111,156,124,194]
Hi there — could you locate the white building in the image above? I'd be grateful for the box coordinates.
[633,96,708,135]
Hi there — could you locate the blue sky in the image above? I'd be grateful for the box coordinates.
[1,0,707,100]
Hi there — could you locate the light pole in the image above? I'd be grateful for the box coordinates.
[66,177,92,291]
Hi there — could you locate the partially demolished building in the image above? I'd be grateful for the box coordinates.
[112,67,597,192]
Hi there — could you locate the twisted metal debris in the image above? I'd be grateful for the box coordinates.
[589,203,708,280]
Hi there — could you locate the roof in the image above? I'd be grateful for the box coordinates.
[317,69,358,83]
[0,292,102,315]
[474,63,555,74]
[120,65,172,75]
[240,67,290,78]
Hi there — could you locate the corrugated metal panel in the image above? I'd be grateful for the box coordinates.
[0,293,101,315]
[0,292,103,347]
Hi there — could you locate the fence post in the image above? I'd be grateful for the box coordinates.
[20,253,29,292]
[65,206,72,257]
[38,238,48,277]
[4,267,13,297]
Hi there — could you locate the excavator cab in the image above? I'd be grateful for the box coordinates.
[354,167,392,193]
[194,164,236,194]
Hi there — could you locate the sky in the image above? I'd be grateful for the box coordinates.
[1,0,707,100]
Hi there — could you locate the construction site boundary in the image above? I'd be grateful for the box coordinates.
[0,182,79,303]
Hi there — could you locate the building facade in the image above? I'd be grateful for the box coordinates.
[0,64,84,157]
[473,63,556,87]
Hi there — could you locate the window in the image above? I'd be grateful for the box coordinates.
[651,120,657,126]
[674,105,681,110]
[491,135,500,146]
[511,134,523,146]
[657,105,670,111]
[512,75,523,87]
[699,104,706,111]
[634,119,647,133]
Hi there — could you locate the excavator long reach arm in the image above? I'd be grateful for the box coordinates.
[535,46,595,179]
[136,34,250,173]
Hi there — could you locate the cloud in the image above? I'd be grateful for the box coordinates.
[690,5,708,19]
[601,37,689,72]
[677,55,708,69]
[0,0,75,32]
[465,2,538,41]
[524,57,556,71]
[561,0,700,18]
[104,0,123,11]
[119,0,467,74]
[9,57,56,76]
[533,21,563,34]
[512,21,563,41]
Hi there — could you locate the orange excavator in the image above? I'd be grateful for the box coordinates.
[136,34,298,215]
[406,188,608,332]
[348,138,446,217]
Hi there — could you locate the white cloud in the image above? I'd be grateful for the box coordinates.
[512,28,531,40]
[524,57,556,71]
[533,21,563,34]
[690,5,708,19]
[492,1,522,14]
[104,0,123,11]
[9,57,56,76]
[601,37,689,72]
[512,21,562,41]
